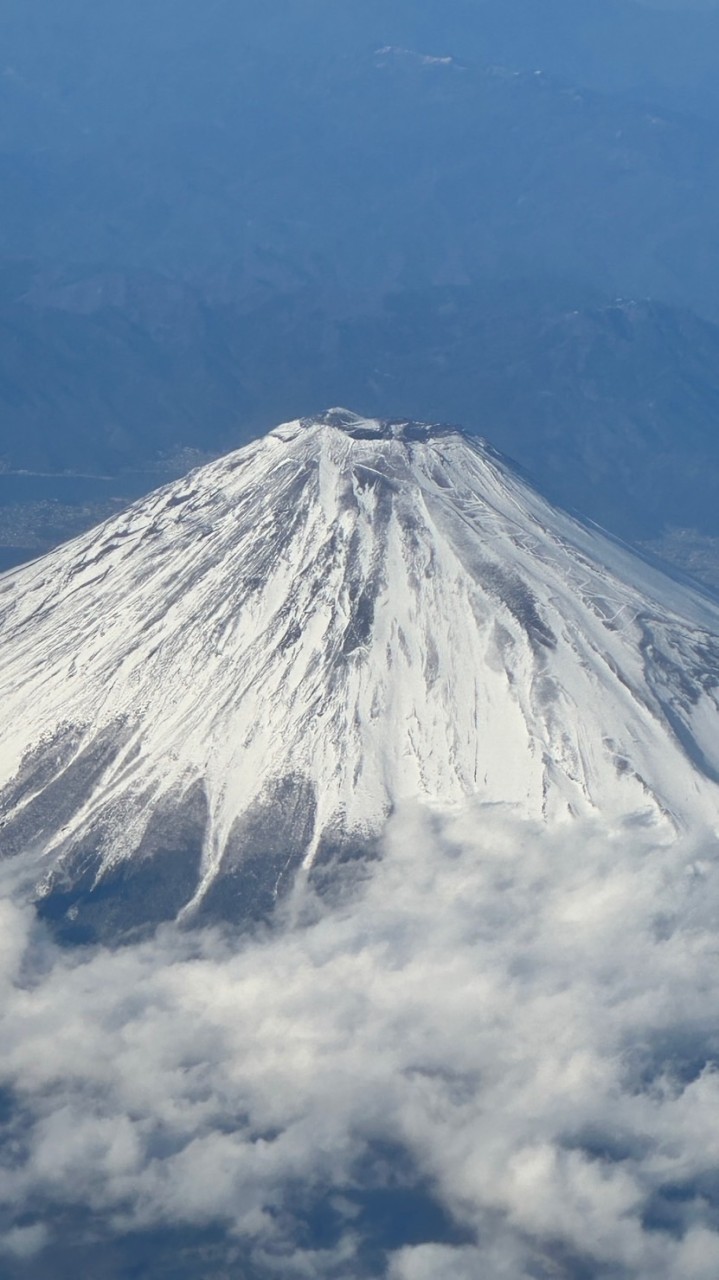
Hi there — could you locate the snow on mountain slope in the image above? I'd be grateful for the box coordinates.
[1,409,719,938]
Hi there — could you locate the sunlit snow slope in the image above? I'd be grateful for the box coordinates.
[1,409,719,937]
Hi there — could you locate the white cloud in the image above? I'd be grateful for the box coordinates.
[0,1224,48,1260]
[1,804,719,1276]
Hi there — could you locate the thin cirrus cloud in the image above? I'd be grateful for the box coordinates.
[1,804,719,1277]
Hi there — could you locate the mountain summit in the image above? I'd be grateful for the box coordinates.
[1,411,719,940]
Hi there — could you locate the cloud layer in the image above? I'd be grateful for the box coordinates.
[1,804,719,1277]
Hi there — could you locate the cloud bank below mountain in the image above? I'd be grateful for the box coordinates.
[1,806,719,1278]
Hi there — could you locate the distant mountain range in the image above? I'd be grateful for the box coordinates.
[3,38,719,315]
[2,268,719,584]
[3,1,719,587]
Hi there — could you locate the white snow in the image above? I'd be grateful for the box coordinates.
[1,409,719,893]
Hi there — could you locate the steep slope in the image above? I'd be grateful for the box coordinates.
[1,410,719,940]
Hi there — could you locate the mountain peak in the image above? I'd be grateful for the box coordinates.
[1,413,719,942]
[290,407,461,444]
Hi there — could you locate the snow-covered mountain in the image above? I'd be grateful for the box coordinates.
[1,409,719,940]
